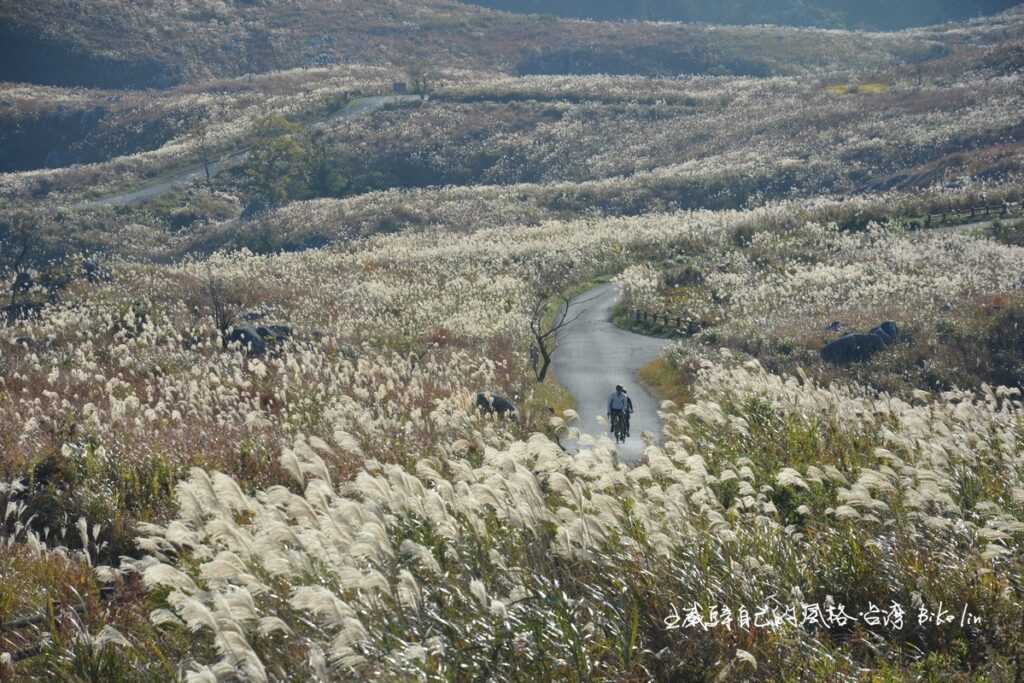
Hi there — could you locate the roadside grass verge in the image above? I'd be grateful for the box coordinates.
[520,375,576,436]
[668,291,1024,400]
[988,217,1024,246]
[824,82,890,95]
[610,301,688,339]
[638,356,692,407]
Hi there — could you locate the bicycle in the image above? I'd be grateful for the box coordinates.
[609,411,627,443]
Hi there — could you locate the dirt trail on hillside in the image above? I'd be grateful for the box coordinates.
[552,282,669,464]
[74,95,423,209]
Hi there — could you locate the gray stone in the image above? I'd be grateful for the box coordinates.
[257,324,292,342]
[869,321,898,345]
[226,325,267,356]
[821,333,886,365]
[475,392,518,417]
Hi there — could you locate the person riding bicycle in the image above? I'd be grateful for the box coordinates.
[607,385,630,440]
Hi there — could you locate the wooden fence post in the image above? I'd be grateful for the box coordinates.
[913,202,1020,230]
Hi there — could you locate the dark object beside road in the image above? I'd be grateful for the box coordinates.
[475,392,518,417]
[869,321,898,343]
[257,324,292,342]
[225,323,293,357]
[226,325,267,356]
[821,321,899,364]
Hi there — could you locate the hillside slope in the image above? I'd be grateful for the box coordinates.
[462,0,1023,30]
[1,0,955,88]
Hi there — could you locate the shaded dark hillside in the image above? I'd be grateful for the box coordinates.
[0,0,956,89]
[0,105,188,173]
[0,25,181,89]
[462,0,1022,29]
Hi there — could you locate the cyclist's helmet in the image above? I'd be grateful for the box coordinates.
[616,384,623,392]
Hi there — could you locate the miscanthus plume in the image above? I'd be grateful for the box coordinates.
[105,358,1022,680]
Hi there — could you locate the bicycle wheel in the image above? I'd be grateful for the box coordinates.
[612,413,626,442]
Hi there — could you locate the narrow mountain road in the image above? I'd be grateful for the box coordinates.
[930,218,996,235]
[552,282,669,464]
[74,95,424,209]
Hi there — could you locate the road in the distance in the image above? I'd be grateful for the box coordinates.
[74,95,424,209]
[552,282,669,464]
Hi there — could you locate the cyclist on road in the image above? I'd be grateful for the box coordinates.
[607,385,630,441]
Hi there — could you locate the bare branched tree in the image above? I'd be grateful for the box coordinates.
[203,268,238,336]
[405,60,434,96]
[527,259,593,382]
[2,212,36,306]
[529,294,578,382]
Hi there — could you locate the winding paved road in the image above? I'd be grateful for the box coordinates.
[74,95,424,209]
[548,219,1010,462]
[552,282,669,463]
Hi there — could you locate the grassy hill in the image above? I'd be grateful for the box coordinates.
[0,0,959,89]
[2,13,1020,247]
[2,4,1024,681]
[463,0,1023,30]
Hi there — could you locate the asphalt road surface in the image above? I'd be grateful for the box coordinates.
[74,95,423,209]
[552,282,669,464]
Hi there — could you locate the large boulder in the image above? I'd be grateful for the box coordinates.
[257,324,292,344]
[869,321,898,345]
[225,325,267,356]
[475,392,518,417]
[821,333,886,365]
[220,322,294,357]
